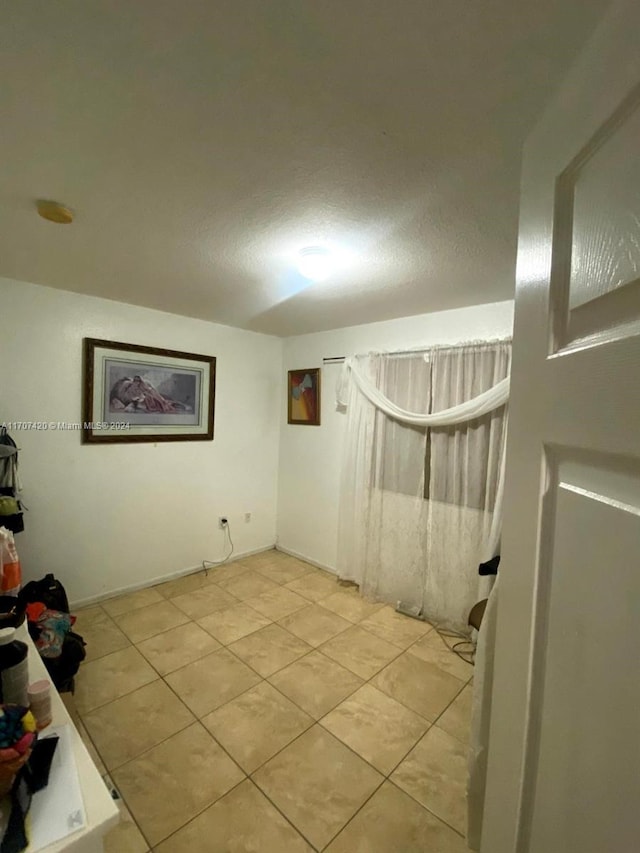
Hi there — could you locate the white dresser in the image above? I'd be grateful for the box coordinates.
[17,623,119,853]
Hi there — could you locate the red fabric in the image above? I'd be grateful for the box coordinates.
[26,601,47,622]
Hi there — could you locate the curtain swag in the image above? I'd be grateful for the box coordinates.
[337,356,510,425]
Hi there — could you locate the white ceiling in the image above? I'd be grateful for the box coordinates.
[1,0,608,336]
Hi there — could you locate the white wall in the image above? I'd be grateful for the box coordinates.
[277,301,514,571]
[0,277,513,604]
[0,277,282,605]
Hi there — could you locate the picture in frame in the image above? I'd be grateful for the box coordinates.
[287,367,321,426]
[82,338,216,444]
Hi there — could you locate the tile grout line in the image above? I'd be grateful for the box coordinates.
[97,713,197,776]
[156,674,250,775]
[85,614,453,738]
[83,586,451,766]
[149,775,250,850]
[80,623,251,844]
[77,554,474,849]
[151,775,317,852]
[242,599,473,845]
[148,568,346,848]
[101,642,402,845]
[101,761,157,851]
[312,708,468,847]
[386,776,469,840]
[314,633,466,850]
[135,633,224,678]
[265,657,364,720]
[78,559,323,847]
[108,715,247,849]
[98,774,145,849]
[242,778,322,852]
[318,774,389,851]
[77,673,162,717]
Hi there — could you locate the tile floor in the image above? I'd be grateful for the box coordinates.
[73,550,474,852]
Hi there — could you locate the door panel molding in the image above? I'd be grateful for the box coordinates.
[549,84,640,351]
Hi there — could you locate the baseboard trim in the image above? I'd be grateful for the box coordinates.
[275,544,337,576]
[70,544,277,609]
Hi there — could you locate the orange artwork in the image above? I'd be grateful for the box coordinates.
[287,368,321,425]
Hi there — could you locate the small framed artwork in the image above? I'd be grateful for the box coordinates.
[82,338,216,444]
[287,368,321,425]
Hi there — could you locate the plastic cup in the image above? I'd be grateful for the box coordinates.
[28,679,52,730]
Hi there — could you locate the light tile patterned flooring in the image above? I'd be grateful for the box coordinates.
[73,550,473,852]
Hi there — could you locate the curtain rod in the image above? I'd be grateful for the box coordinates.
[322,336,512,365]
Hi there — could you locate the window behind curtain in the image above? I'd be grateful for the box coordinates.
[428,344,511,509]
[376,343,511,509]
[377,354,430,498]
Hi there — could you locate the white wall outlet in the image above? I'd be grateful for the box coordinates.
[218,516,228,529]
[244,512,252,523]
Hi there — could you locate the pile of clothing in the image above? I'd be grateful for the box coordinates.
[24,603,73,661]
[19,576,85,693]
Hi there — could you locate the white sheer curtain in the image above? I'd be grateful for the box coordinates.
[336,340,511,632]
[425,342,510,628]
[337,353,432,608]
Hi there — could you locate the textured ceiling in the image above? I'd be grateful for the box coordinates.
[0,0,609,336]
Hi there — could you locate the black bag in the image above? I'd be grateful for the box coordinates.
[19,574,86,693]
[19,573,70,613]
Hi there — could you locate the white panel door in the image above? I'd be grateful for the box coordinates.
[481,2,640,852]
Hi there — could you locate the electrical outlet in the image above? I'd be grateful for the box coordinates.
[218,516,228,529]
[244,512,251,523]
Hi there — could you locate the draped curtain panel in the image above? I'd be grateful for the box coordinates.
[336,340,511,632]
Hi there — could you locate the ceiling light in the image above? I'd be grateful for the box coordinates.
[36,199,74,224]
[297,246,332,281]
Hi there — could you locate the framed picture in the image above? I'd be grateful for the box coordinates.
[82,338,216,444]
[287,368,321,426]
